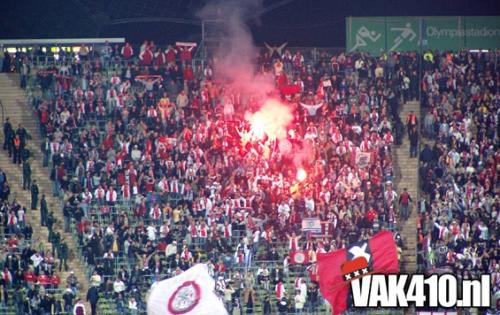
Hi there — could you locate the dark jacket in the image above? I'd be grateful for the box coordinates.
[86,286,99,305]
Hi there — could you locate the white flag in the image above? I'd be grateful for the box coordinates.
[355,151,371,169]
[147,264,228,315]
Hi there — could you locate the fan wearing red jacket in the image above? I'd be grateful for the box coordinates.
[121,42,134,59]
[139,47,153,66]
[165,45,177,64]
[178,45,194,63]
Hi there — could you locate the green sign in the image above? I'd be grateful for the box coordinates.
[346,16,500,55]
[422,17,464,51]
[386,17,420,52]
[464,16,500,49]
[346,17,386,55]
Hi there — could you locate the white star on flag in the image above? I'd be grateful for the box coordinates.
[353,271,360,277]
[348,243,371,262]
[345,274,351,280]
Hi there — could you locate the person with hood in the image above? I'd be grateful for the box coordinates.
[73,299,86,315]
[62,286,75,313]
[277,294,289,315]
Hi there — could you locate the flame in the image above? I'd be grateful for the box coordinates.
[297,168,307,182]
[245,99,293,141]
[250,119,266,140]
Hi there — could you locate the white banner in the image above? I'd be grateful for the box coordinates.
[356,151,371,169]
[176,42,197,47]
[147,264,228,315]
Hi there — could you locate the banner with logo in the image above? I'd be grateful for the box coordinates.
[290,250,310,265]
[316,231,399,315]
[346,16,500,54]
[147,264,228,315]
[355,151,371,169]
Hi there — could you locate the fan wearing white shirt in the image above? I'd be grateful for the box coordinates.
[147,225,157,241]
[113,277,126,295]
[277,202,290,219]
[31,253,44,273]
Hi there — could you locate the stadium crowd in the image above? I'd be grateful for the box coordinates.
[11,41,415,314]
[0,169,84,315]
[4,42,497,314]
[417,50,500,307]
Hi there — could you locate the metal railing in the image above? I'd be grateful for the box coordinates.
[18,48,414,315]
[0,99,4,124]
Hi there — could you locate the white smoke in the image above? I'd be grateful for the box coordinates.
[197,0,274,95]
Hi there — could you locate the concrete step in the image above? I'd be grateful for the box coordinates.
[0,73,90,311]
[393,100,421,274]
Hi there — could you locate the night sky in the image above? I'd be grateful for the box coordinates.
[1,0,499,47]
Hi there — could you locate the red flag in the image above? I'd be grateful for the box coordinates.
[317,231,399,315]
[280,84,301,95]
[290,250,309,265]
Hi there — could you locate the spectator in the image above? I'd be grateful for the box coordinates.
[398,188,412,220]
[3,117,13,153]
[86,285,99,315]
[294,290,306,313]
[59,239,69,272]
[73,299,86,315]
[22,159,31,190]
[30,180,39,210]
[277,295,289,315]
[19,42,421,314]
[12,134,21,164]
[418,49,499,309]
[63,286,75,313]
[408,125,419,158]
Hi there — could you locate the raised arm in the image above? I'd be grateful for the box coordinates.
[264,42,273,53]
[277,42,288,54]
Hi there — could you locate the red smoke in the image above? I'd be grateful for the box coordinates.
[292,139,315,168]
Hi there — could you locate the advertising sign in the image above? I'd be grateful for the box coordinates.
[346,16,500,54]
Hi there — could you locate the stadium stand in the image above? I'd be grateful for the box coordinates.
[5,41,496,314]
[417,50,499,304]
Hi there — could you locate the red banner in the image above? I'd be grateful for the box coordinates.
[317,231,399,315]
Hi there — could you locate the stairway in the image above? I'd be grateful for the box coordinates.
[0,73,90,309]
[392,100,420,274]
